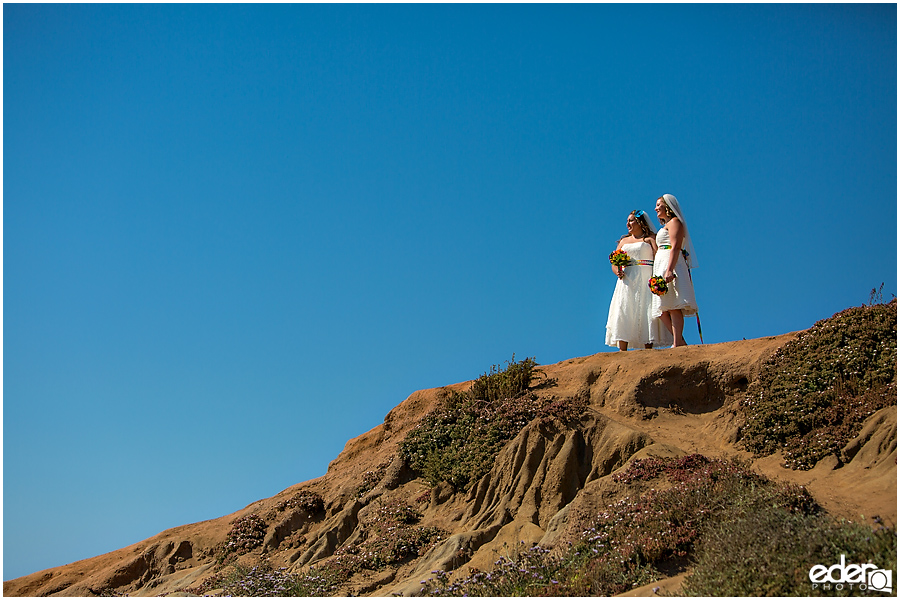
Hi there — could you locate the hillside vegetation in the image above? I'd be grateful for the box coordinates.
[740,300,896,469]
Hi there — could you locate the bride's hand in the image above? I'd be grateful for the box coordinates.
[617,267,625,279]
[664,270,675,283]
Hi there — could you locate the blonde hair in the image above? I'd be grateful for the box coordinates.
[658,196,677,218]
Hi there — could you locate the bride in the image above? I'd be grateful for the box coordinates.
[606,210,672,350]
[651,194,699,347]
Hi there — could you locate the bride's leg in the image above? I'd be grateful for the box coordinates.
[671,310,687,346]
[659,311,674,342]
[618,341,628,351]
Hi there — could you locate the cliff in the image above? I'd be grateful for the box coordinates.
[5,321,896,597]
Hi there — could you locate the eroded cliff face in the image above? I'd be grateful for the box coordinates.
[5,333,896,597]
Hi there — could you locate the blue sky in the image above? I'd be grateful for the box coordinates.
[3,3,896,581]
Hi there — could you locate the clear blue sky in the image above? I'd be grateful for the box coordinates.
[4,3,896,581]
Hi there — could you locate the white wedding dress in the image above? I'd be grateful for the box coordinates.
[606,241,672,348]
[650,227,698,318]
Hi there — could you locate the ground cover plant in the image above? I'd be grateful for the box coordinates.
[274,490,324,514]
[294,499,447,595]
[222,513,268,557]
[356,458,392,497]
[218,562,303,597]
[419,455,896,597]
[739,299,896,469]
[399,355,583,490]
[216,498,448,596]
[323,499,447,573]
[218,491,325,563]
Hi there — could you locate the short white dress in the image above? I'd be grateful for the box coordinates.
[606,241,672,348]
[651,226,698,318]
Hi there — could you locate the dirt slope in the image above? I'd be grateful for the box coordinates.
[5,332,896,597]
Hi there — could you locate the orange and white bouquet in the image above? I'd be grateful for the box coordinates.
[648,275,668,296]
[609,249,630,268]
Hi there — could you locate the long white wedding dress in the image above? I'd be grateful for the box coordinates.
[606,241,672,348]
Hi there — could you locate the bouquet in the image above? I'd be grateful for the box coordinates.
[609,249,630,267]
[648,275,668,296]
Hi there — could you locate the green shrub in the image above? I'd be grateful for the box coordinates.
[469,355,538,404]
[399,355,577,490]
[398,391,513,490]
[683,510,897,596]
[740,300,896,469]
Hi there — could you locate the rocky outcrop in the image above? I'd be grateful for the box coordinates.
[459,416,649,532]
